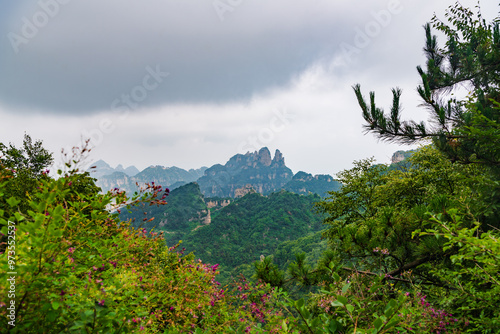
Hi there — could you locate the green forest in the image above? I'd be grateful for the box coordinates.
[122,185,326,285]
[1,4,499,333]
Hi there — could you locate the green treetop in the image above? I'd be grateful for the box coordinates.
[354,4,500,169]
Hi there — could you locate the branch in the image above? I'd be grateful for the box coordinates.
[340,267,410,283]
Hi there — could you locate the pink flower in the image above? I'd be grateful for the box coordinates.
[68,247,75,254]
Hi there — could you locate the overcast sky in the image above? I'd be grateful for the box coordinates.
[1,0,498,176]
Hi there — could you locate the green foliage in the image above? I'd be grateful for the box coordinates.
[0,135,53,215]
[345,7,500,331]
[317,143,486,282]
[0,134,53,178]
[254,256,286,288]
[121,182,210,246]
[414,210,500,332]
[0,158,290,333]
[273,231,328,269]
[182,191,325,283]
[283,172,342,197]
[266,143,494,332]
[354,4,500,169]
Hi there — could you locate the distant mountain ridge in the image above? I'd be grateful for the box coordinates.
[196,147,294,197]
[87,160,140,178]
[90,148,340,197]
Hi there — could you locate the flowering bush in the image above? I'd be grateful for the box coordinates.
[0,167,289,333]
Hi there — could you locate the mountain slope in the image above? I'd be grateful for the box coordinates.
[181,190,324,269]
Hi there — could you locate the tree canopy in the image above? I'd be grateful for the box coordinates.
[354,4,500,169]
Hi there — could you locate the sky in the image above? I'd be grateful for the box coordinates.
[0,0,498,176]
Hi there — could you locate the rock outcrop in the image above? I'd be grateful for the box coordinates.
[197,147,293,197]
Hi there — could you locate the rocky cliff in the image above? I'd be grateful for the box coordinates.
[197,147,293,197]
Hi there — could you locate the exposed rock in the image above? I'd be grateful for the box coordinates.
[234,185,257,198]
[206,199,232,208]
[197,147,293,197]
[258,147,272,166]
[272,149,285,166]
[391,151,407,164]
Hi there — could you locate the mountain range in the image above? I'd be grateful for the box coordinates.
[89,147,341,198]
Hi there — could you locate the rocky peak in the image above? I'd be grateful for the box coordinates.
[197,147,293,197]
[272,149,285,166]
[257,147,272,166]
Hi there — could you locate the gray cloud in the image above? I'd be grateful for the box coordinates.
[0,0,366,115]
[2,0,498,176]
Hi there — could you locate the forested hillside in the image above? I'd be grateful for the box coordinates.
[121,182,326,284]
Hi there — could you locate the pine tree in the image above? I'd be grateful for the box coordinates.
[354,3,500,169]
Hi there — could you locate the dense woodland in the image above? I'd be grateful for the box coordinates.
[122,184,326,285]
[1,4,499,333]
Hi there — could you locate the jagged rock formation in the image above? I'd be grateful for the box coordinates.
[197,147,293,197]
[206,199,232,209]
[387,150,415,172]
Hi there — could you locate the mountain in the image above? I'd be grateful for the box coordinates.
[92,163,207,194]
[87,159,139,179]
[115,164,140,176]
[89,148,339,198]
[387,149,415,172]
[197,147,294,197]
[283,171,342,196]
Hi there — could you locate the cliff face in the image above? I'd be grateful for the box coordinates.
[197,147,293,198]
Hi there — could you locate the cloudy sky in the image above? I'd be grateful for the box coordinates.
[1,0,498,176]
